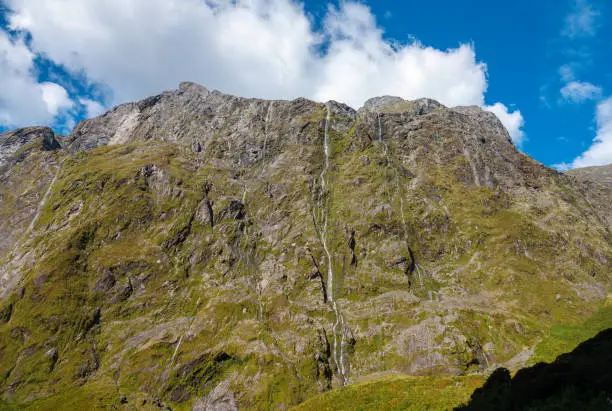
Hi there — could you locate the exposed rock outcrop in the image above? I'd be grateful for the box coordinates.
[0,126,61,168]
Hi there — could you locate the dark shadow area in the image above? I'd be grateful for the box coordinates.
[456,328,612,410]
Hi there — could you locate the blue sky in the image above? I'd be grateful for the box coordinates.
[1,0,611,169]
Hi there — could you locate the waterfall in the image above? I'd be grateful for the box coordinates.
[259,102,275,179]
[318,104,348,385]
[321,105,333,298]
[323,223,334,302]
[332,301,348,378]
[256,282,264,321]
[378,113,429,296]
[262,101,273,160]
[378,113,408,240]
[321,105,331,190]
[416,264,424,288]
[377,113,385,149]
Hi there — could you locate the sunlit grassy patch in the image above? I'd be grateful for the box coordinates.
[293,374,484,411]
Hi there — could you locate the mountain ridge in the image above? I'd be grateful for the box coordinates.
[62,82,513,153]
[0,82,610,410]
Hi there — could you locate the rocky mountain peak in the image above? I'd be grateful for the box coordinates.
[360,95,444,115]
[0,126,61,168]
[178,81,211,97]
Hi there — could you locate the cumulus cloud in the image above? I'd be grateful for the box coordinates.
[6,0,317,103]
[555,97,612,170]
[560,81,602,103]
[0,30,70,127]
[484,103,525,146]
[79,98,106,119]
[313,3,488,108]
[40,82,73,115]
[562,0,600,38]
[3,0,523,141]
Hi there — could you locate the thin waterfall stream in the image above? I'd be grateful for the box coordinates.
[318,104,348,385]
[262,101,273,161]
[377,113,426,291]
[321,106,333,296]
[378,113,408,240]
[259,101,274,178]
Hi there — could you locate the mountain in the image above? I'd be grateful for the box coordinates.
[567,163,612,185]
[565,164,612,229]
[0,82,610,410]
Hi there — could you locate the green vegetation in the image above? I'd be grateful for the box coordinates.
[293,375,484,411]
[22,378,123,411]
[530,296,612,364]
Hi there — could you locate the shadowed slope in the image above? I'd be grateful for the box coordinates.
[456,328,612,410]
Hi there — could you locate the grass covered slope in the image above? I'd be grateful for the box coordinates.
[293,375,485,411]
[530,295,612,364]
[0,88,610,409]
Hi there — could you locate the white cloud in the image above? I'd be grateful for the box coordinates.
[40,81,73,115]
[4,0,521,143]
[313,3,488,108]
[484,103,525,146]
[562,0,600,38]
[0,29,75,128]
[560,81,602,103]
[556,97,612,169]
[79,98,106,118]
[7,0,317,104]
[0,30,63,127]
[4,0,491,108]
[559,64,576,83]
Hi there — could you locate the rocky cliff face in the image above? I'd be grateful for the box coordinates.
[566,164,612,229]
[0,127,64,295]
[0,83,610,409]
[567,164,612,184]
